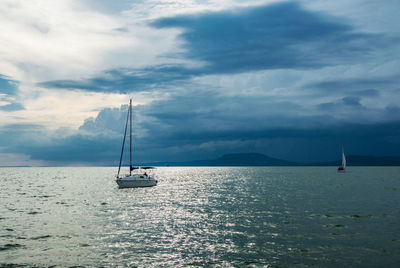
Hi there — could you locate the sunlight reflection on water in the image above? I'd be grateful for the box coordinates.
[1,166,400,267]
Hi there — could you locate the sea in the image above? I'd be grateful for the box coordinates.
[0,166,399,267]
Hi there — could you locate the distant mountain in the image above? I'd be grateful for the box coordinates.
[145,153,400,167]
[315,155,400,166]
[147,153,297,166]
[206,153,296,166]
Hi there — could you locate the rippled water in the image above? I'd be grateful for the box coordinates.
[1,166,399,267]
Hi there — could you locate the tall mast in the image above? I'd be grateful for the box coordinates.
[129,99,132,176]
[117,102,130,178]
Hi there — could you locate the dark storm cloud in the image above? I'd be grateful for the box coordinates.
[386,105,400,114]
[125,89,399,161]
[139,91,307,146]
[29,120,400,163]
[355,89,380,97]
[0,123,122,163]
[37,2,386,93]
[25,134,121,162]
[307,76,400,93]
[305,76,399,111]
[342,96,361,107]
[318,96,366,111]
[138,105,400,162]
[152,2,381,73]
[317,102,335,111]
[38,65,198,92]
[0,124,45,148]
[1,97,399,164]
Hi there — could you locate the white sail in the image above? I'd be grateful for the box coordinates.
[342,147,346,169]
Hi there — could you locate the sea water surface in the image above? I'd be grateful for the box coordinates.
[0,167,399,267]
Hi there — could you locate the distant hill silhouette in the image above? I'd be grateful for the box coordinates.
[314,155,400,166]
[146,153,400,167]
[199,153,296,166]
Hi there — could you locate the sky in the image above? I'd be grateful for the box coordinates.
[0,0,400,166]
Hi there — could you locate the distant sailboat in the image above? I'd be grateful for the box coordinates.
[115,99,157,188]
[338,146,346,172]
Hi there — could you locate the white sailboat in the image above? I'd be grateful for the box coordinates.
[115,99,157,188]
[338,146,346,172]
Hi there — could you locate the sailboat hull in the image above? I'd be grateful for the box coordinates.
[116,174,157,188]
